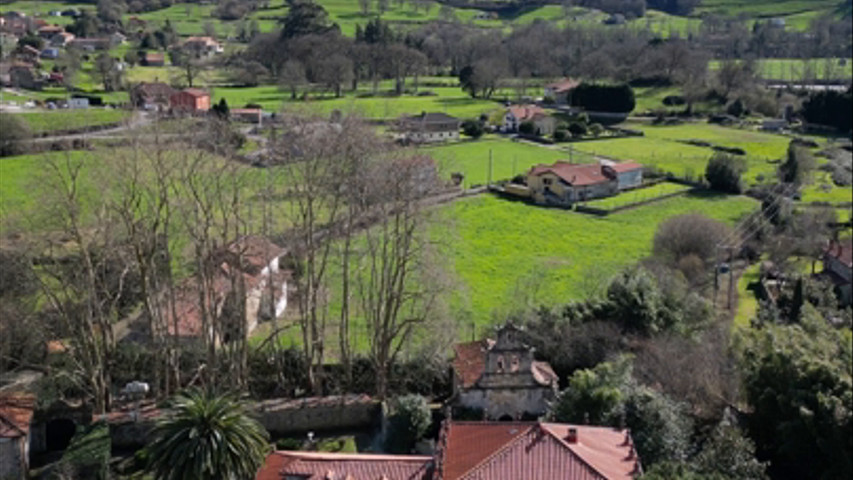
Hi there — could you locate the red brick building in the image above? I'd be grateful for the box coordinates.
[169,88,211,114]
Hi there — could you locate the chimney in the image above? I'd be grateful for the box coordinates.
[566,427,578,443]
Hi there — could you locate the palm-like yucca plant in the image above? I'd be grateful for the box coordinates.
[145,389,270,480]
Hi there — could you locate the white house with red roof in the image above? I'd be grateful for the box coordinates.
[451,324,558,420]
[503,104,555,135]
[526,161,643,206]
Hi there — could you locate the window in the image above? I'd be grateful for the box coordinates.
[543,178,553,186]
[510,355,520,372]
[496,355,505,372]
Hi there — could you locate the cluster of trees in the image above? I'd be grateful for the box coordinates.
[801,87,853,133]
[0,114,452,416]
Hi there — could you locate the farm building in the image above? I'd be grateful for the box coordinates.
[401,112,460,143]
[504,104,555,135]
[68,37,109,51]
[49,31,74,47]
[170,88,211,113]
[0,393,36,480]
[39,47,59,59]
[130,82,176,111]
[544,77,580,105]
[821,240,852,306]
[142,52,165,67]
[36,24,63,40]
[182,36,223,56]
[526,161,643,206]
[230,108,263,124]
[451,324,558,420]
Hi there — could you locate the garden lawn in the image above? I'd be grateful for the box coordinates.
[708,58,853,81]
[800,170,853,204]
[422,137,584,186]
[435,192,758,326]
[17,109,130,134]
[570,136,713,181]
[695,0,844,28]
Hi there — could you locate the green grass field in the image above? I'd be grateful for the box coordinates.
[15,109,129,134]
[422,136,593,186]
[801,169,853,204]
[434,192,757,324]
[709,58,853,81]
[582,181,693,210]
[734,262,761,329]
[570,122,800,183]
[214,85,502,120]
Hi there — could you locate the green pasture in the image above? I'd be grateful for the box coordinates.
[422,136,584,186]
[801,169,853,204]
[435,192,757,326]
[214,85,502,120]
[695,0,841,19]
[16,108,130,134]
[709,58,853,81]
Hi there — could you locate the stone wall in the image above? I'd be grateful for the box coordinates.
[256,395,380,435]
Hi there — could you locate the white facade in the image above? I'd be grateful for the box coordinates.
[407,130,459,143]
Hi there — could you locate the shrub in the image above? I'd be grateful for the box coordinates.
[662,95,686,106]
[726,98,747,118]
[589,123,605,137]
[0,114,31,157]
[705,152,746,193]
[801,88,852,132]
[518,121,535,135]
[553,129,569,142]
[384,395,431,453]
[568,122,587,136]
[653,214,730,265]
[461,119,484,138]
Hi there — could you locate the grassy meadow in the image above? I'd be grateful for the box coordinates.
[16,109,130,134]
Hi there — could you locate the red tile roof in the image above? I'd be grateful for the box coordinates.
[181,88,210,98]
[825,240,853,268]
[452,339,494,389]
[256,451,433,480]
[508,104,546,122]
[438,422,640,480]
[0,393,35,439]
[546,78,581,93]
[529,162,612,187]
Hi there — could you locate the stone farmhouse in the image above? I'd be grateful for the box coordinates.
[544,77,580,105]
[526,160,643,206]
[503,104,555,135]
[451,324,558,420]
[821,240,852,306]
[255,420,641,480]
[401,112,460,143]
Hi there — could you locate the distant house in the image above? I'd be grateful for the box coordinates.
[36,24,63,40]
[452,324,558,420]
[544,77,580,105]
[7,62,41,90]
[182,36,223,56]
[159,236,289,344]
[68,97,89,109]
[130,82,176,110]
[69,37,110,52]
[761,118,787,132]
[170,88,211,114]
[821,241,852,306]
[401,112,460,143]
[230,108,263,124]
[141,52,165,67]
[435,421,642,480]
[0,393,36,480]
[504,104,555,135]
[40,47,59,59]
[50,31,74,47]
[526,160,643,205]
[109,32,126,46]
[18,45,40,63]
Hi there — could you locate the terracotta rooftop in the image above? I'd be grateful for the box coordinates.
[452,339,494,389]
[546,78,581,93]
[257,451,433,480]
[181,88,209,98]
[508,104,546,122]
[0,393,35,439]
[825,240,852,268]
[438,421,641,480]
[529,162,612,187]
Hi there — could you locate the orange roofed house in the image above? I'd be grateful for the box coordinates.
[503,104,555,136]
[170,88,211,114]
[451,324,558,420]
[434,421,642,480]
[255,421,641,480]
[526,161,643,206]
[0,393,36,480]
